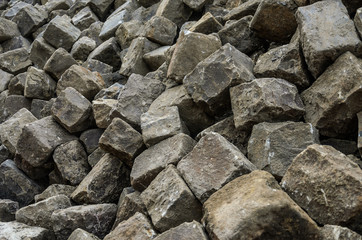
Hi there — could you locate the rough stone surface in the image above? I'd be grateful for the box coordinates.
[43,48,78,80]
[68,228,101,240]
[30,98,55,120]
[0,199,19,222]
[24,67,56,100]
[320,225,362,240]
[143,46,170,71]
[356,8,362,39]
[71,153,130,204]
[0,17,20,42]
[301,52,362,138]
[0,69,13,93]
[2,95,32,121]
[154,221,209,240]
[223,0,261,21]
[296,0,361,78]
[140,165,202,232]
[358,112,362,156]
[87,37,122,69]
[156,0,192,27]
[0,221,51,240]
[144,16,177,46]
[72,6,99,31]
[230,78,305,131]
[92,98,118,128]
[8,72,27,96]
[51,203,117,240]
[131,133,196,191]
[189,12,222,34]
[34,184,76,202]
[79,128,104,154]
[115,20,144,49]
[0,145,11,165]
[281,144,362,234]
[71,36,97,61]
[12,5,48,37]
[0,48,32,74]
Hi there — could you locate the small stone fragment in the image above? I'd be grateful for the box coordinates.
[355,8,362,38]
[43,48,78,80]
[154,221,208,240]
[143,46,170,71]
[34,184,76,202]
[8,72,27,96]
[115,20,144,49]
[0,199,19,222]
[24,67,56,100]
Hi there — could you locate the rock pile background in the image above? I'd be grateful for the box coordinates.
[0,0,362,239]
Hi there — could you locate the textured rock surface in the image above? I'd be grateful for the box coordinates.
[0,199,19,222]
[320,225,362,240]
[68,228,100,240]
[43,48,78,80]
[34,184,76,202]
[24,67,56,100]
[0,221,51,240]
[154,221,209,240]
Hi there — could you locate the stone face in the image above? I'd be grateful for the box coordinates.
[156,0,192,27]
[71,36,97,61]
[43,48,78,80]
[24,67,56,100]
[43,15,81,51]
[51,203,117,240]
[0,145,12,165]
[356,8,362,39]
[203,170,320,240]
[223,0,261,21]
[68,228,101,240]
[80,128,104,154]
[112,74,165,128]
[53,140,90,185]
[0,160,42,207]
[248,121,319,179]
[8,72,27,96]
[89,0,114,20]
[12,5,48,37]
[52,87,93,133]
[71,153,130,204]
[0,221,51,240]
[167,31,222,83]
[34,184,76,202]
[143,46,170,71]
[88,147,107,167]
[177,132,256,203]
[281,144,362,234]
[154,221,209,240]
[250,0,297,42]
[183,0,209,11]
[320,225,362,240]
[301,52,362,138]
[0,69,13,93]
[144,16,177,46]
[16,195,72,230]
[131,133,196,191]
[72,7,99,31]
[230,78,305,131]
[0,48,32,74]
[296,0,361,78]
[0,18,20,42]
[56,65,105,101]
[358,112,362,156]
[184,43,254,116]
[105,212,157,240]
[0,199,19,222]
[87,37,122,69]
[189,12,222,34]
[92,98,118,128]
[140,165,202,232]
[29,37,56,69]
[2,95,32,121]
[31,98,55,119]
[99,6,132,41]
[115,20,144,49]
[2,35,31,52]
[141,106,189,147]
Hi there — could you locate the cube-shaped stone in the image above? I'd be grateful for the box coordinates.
[24,67,56,100]
[70,36,97,61]
[115,20,144,49]
[0,18,20,42]
[43,48,78,80]
[144,16,177,46]
[71,6,99,31]
[0,48,32,74]
[29,37,56,69]
[87,37,122,69]
[156,0,192,27]
[12,4,48,37]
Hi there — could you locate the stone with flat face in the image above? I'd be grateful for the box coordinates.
[156,0,192,27]
[0,48,32,75]
[320,225,362,240]
[0,199,19,222]
[0,221,51,240]
[71,6,99,31]
[144,16,177,46]
[87,37,122,69]
[12,4,48,37]
[154,221,209,240]
[43,48,78,80]
[0,17,20,42]
[34,184,76,202]
[24,67,56,100]
[29,37,56,69]
[68,228,100,240]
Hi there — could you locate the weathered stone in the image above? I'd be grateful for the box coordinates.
[189,12,222,34]
[83,59,113,75]
[230,78,305,131]
[143,46,170,71]
[0,221,51,240]
[56,65,105,101]
[177,132,256,203]
[301,52,362,138]
[30,98,55,119]
[34,184,76,202]
[3,2,30,19]
[43,48,78,80]
[131,133,196,191]
[0,70,12,94]
[8,72,27,95]
[167,31,221,83]
[68,228,100,240]
[115,20,144,49]
[16,195,72,230]
[156,0,192,27]
[355,8,362,39]
[358,112,362,156]
[2,35,31,52]
[154,221,208,240]
[44,0,72,12]
[141,165,202,232]
[203,170,320,240]
[0,199,19,222]
[71,153,130,204]
[0,90,9,123]
[71,6,99,31]
[80,128,104,154]
[2,95,32,120]
[105,212,157,240]
[321,138,359,156]
[53,140,90,186]
[184,43,254,116]
[88,147,107,167]
[80,21,104,47]
[223,0,261,21]
[0,48,32,74]
[99,118,144,167]
[12,4,48,37]
[24,67,56,100]
[281,144,362,234]
[144,16,177,46]
[248,121,319,179]
[51,203,117,240]
[296,0,361,78]
[141,106,190,147]
[92,99,117,128]
[111,74,164,127]
[71,36,97,61]
[0,145,12,164]
[0,160,42,207]
[0,108,37,154]
[320,225,362,240]
[87,37,122,69]
[250,0,297,42]
[48,168,68,185]
[0,17,20,42]
[52,87,93,133]
[120,37,160,76]
[89,0,114,20]
[29,37,56,69]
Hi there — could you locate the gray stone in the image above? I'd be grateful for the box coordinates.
[223,0,261,21]
[321,138,359,156]
[92,98,118,128]
[24,67,56,100]
[80,128,104,154]
[115,20,144,49]
[140,165,202,232]
[56,65,105,101]
[34,184,76,202]
[178,132,256,203]
[0,69,13,93]
[281,144,362,234]
[105,212,157,240]
[12,4,48,37]
[71,36,97,61]
[0,48,32,74]
[141,106,190,147]
[80,21,104,47]
[83,59,113,74]
[358,112,362,156]
[29,37,56,69]
[189,12,222,34]
[43,48,78,80]
[131,133,196,191]
[51,203,117,240]
[71,6,99,31]
[203,170,320,240]
[143,46,170,71]
[0,17,20,42]
[3,2,31,19]
[248,121,319,179]
[99,118,144,167]
[1,35,31,52]
[30,98,55,119]
[0,144,12,164]
[120,37,160,77]
[0,221,51,240]
[230,78,305,131]
[89,0,114,20]
[296,0,361,78]
[87,37,122,69]
[301,52,362,138]
[320,225,362,240]
[144,16,177,46]
[68,228,100,240]
[167,31,222,83]
[44,0,72,12]
[88,147,107,168]
[355,8,362,39]
[154,221,208,240]
[16,195,72,230]
[0,199,19,222]
[156,0,192,27]
[184,43,254,116]
[136,0,160,8]
[53,140,90,185]
[0,160,42,207]
[2,95,32,121]
[8,72,27,95]
[52,87,93,133]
